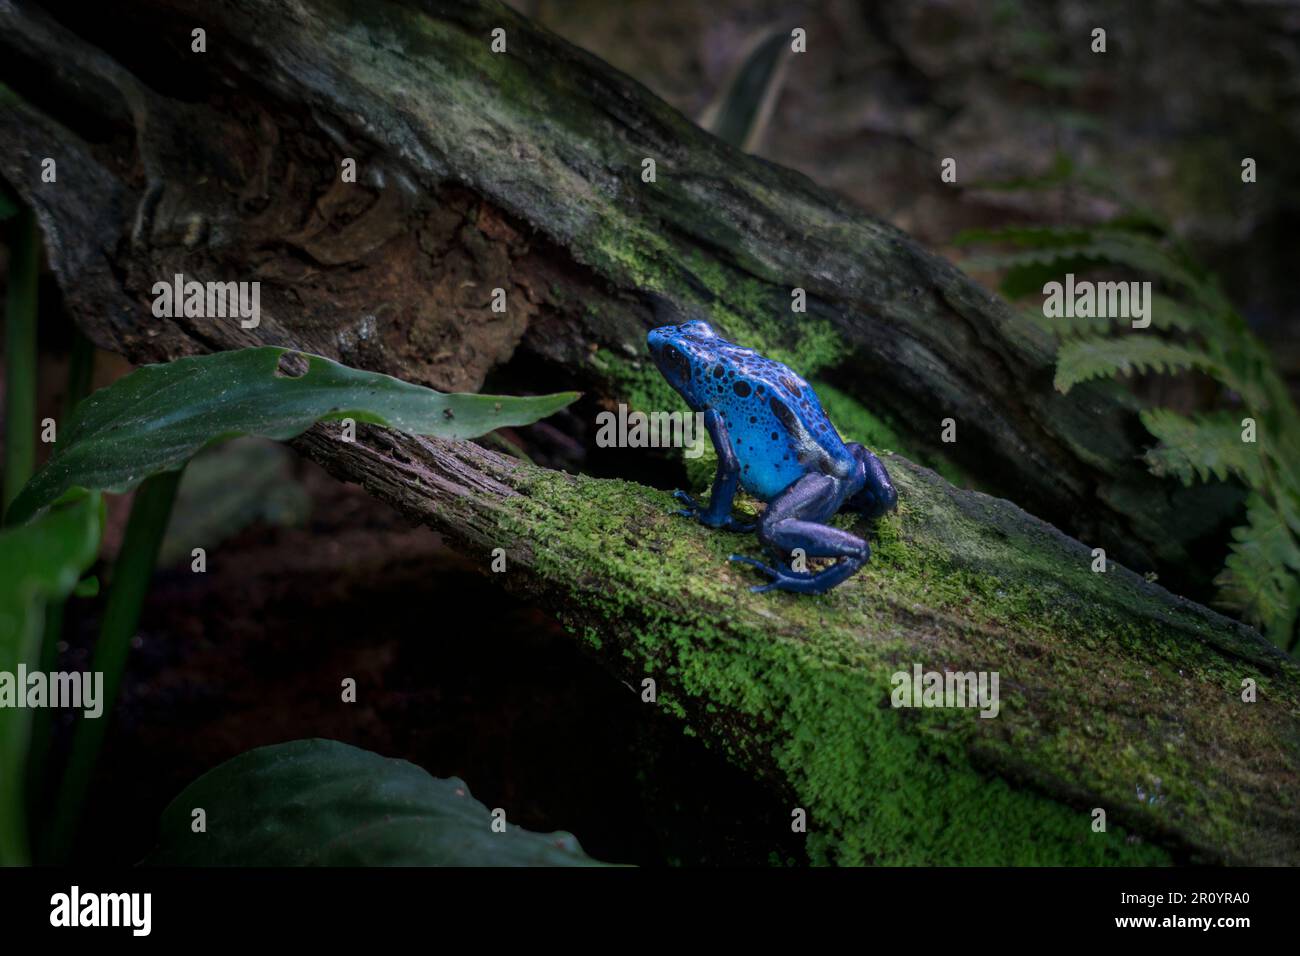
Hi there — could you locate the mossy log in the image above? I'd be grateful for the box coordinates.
[0,0,1243,597]
[2,0,1298,864]
[289,426,1298,865]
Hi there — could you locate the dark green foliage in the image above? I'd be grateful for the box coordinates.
[700,26,792,151]
[147,739,612,866]
[2,207,38,515]
[7,346,579,524]
[2,346,578,862]
[0,490,104,864]
[960,213,1300,649]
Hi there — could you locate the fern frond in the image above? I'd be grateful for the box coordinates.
[1279,490,1300,539]
[958,152,1076,195]
[965,199,1300,647]
[1143,295,1225,334]
[1139,409,1265,487]
[1054,337,1218,393]
[963,233,1202,289]
[1032,293,1221,338]
[954,224,1095,248]
[1214,495,1300,646]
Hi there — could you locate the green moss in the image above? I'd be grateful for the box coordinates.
[591,348,683,419]
[585,222,679,298]
[675,250,846,376]
[490,453,1300,865]
[545,372,1293,859]
[582,220,846,383]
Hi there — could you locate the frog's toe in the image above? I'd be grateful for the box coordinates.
[733,560,793,593]
[748,570,822,593]
[728,554,780,576]
[672,490,699,508]
[730,553,830,593]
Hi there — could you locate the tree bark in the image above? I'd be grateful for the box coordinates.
[1,0,1296,864]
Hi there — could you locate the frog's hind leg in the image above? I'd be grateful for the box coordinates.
[729,473,867,594]
[845,443,898,518]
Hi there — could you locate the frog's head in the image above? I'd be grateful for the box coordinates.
[647,320,721,408]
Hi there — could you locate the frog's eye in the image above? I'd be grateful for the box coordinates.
[660,343,691,379]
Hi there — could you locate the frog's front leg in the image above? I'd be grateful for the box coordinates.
[730,472,867,594]
[673,408,755,532]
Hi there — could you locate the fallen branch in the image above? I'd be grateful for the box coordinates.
[286,423,1298,864]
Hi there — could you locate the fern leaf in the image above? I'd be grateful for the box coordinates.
[1143,294,1224,334]
[963,233,1200,288]
[959,152,1076,194]
[1139,409,1265,487]
[954,224,1095,248]
[1214,495,1300,646]
[1054,337,1218,393]
[1030,293,1219,338]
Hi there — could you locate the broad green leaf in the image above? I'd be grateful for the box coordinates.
[7,347,578,524]
[700,27,791,151]
[146,739,614,866]
[0,489,103,689]
[1140,409,1265,487]
[1054,337,1219,393]
[0,490,104,864]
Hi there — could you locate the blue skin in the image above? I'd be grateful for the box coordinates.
[647,320,898,594]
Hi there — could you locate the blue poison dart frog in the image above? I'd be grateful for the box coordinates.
[648,319,898,594]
